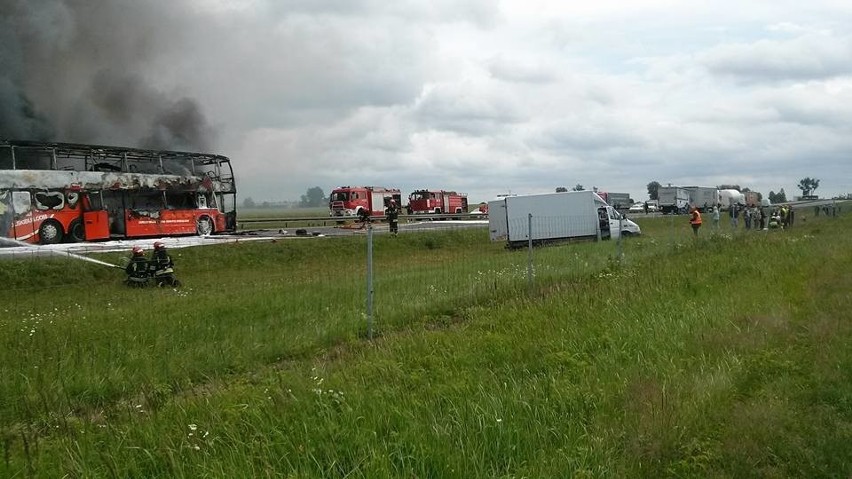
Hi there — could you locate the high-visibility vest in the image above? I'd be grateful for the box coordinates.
[690,210,702,225]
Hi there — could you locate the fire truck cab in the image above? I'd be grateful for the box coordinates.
[329,186,401,217]
[407,190,468,215]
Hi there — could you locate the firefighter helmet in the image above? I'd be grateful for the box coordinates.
[131,246,144,255]
[153,241,165,250]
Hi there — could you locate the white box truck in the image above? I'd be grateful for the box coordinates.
[488,191,641,248]
[684,186,719,212]
[658,186,690,215]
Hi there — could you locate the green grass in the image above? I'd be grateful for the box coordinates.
[1,208,851,477]
[236,206,337,230]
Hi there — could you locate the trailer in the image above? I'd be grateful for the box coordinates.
[488,190,641,248]
[744,191,761,207]
[718,189,745,209]
[597,191,632,209]
[683,186,719,212]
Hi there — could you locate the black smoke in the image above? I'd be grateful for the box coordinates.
[0,0,215,152]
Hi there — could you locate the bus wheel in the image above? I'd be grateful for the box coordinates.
[39,220,64,245]
[68,219,86,243]
[196,216,214,236]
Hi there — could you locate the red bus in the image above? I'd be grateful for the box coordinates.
[0,140,237,244]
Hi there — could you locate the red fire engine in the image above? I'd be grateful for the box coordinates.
[407,190,469,215]
[328,186,401,217]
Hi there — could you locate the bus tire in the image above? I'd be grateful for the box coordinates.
[196,216,214,236]
[68,219,86,243]
[39,220,64,245]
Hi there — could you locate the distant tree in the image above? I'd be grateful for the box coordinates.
[647,181,661,200]
[572,184,585,191]
[242,197,256,208]
[717,184,741,191]
[768,190,789,203]
[797,177,820,197]
[555,186,568,192]
[299,186,327,207]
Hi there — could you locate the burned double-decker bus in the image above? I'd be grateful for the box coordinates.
[0,140,237,244]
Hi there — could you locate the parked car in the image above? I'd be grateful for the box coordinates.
[628,202,658,213]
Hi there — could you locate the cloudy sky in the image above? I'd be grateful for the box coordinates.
[3,0,852,203]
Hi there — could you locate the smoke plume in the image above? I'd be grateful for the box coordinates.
[0,0,215,152]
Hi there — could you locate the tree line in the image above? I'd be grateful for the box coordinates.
[243,187,328,209]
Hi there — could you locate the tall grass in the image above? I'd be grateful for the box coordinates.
[1,209,850,477]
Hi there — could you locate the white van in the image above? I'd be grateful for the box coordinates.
[489,190,641,248]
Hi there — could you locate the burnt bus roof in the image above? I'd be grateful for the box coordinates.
[0,140,231,164]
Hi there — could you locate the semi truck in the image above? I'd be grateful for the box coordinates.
[744,191,761,207]
[683,186,719,212]
[328,186,402,217]
[718,189,745,209]
[658,186,690,214]
[407,190,469,215]
[488,190,641,248]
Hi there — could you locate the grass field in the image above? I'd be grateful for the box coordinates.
[1,207,851,477]
[236,207,335,230]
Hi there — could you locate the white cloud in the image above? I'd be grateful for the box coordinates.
[6,0,852,203]
[701,34,852,82]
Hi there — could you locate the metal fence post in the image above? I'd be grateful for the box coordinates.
[366,220,374,340]
[617,214,624,262]
[670,213,674,247]
[527,213,533,289]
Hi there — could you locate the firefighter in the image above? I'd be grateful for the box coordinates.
[385,199,400,235]
[125,246,150,287]
[689,206,702,236]
[150,241,180,287]
[357,207,371,229]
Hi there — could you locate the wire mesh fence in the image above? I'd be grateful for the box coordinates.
[0,204,846,431]
[1,215,633,353]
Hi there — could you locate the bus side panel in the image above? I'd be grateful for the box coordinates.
[10,191,36,243]
[124,210,162,238]
[158,209,197,235]
[83,210,111,240]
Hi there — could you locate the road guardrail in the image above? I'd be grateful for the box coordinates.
[237,213,489,229]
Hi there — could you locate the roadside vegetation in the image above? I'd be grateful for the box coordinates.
[236,206,333,230]
[1,207,851,477]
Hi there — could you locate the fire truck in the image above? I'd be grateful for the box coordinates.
[407,190,469,215]
[328,186,401,217]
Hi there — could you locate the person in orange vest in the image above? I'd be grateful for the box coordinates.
[689,206,702,236]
